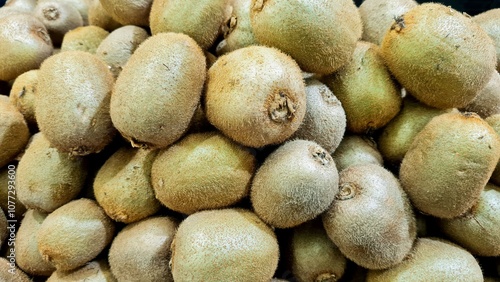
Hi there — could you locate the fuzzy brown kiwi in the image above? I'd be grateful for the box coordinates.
[60,25,109,54]
[381,3,497,109]
[332,134,384,172]
[400,112,500,218]
[170,208,279,282]
[37,198,115,271]
[366,238,483,282]
[9,69,38,127]
[322,164,416,270]
[0,166,27,219]
[0,208,6,250]
[485,114,500,185]
[110,33,206,149]
[0,14,53,82]
[323,41,402,134]
[36,50,116,156]
[251,139,339,229]
[47,260,116,282]
[108,216,178,282]
[151,131,256,215]
[0,257,32,282]
[99,0,152,26]
[34,0,83,46]
[205,45,306,148]
[250,0,362,74]
[0,96,30,168]
[87,0,121,31]
[474,8,500,72]
[462,70,500,118]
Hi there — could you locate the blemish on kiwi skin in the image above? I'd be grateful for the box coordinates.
[18,86,25,98]
[319,85,337,105]
[316,273,337,282]
[336,182,357,200]
[269,91,296,122]
[391,15,406,32]
[43,6,60,21]
[310,146,332,166]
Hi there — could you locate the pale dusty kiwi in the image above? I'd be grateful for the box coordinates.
[291,79,346,154]
[485,114,500,185]
[462,70,500,118]
[39,0,89,25]
[61,25,109,54]
[108,216,178,282]
[95,25,149,78]
[251,139,339,228]
[110,33,205,149]
[151,131,256,215]
[34,1,83,46]
[399,112,500,218]
[250,0,362,74]
[323,41,402,133]
[9,69,38,127]
[205,45,306,148]
[359,0,418,45]
[15,209,56,277]
[100,0,152,26]
[366,238,483,282]
[170,208,279,282]
[4,0,36,13]
[474,8,500,72]
[87,0,121,31]
[0,208,6,250]
[36,50,116,156]
[332,135,383,172]
[0,257,31,282]
[47,260,116,282]
[0,166,27,219]
[289,220,347,282]
[17,133,87,213]
[37,198,115,271]
[0,96,30,168]
[439,183,500,256]
[378,97,451,164]
[322,164,416,270]
[93,147,161,223]
[381,3,496,109]
[0,6,31,19]
[0,14,53,82]
[150,0,231,49]
[216,0,257,55]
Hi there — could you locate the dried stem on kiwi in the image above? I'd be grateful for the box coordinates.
[336,182,357,200]
[43,7,60,20]
[392,15,406,32]
[310,146,332,166]
[268,91,296,122]
[316,273,337,282]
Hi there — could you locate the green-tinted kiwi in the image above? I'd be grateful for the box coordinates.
[474,8,500,72]
[0,208,6,250]
[0,166,27,219]
[34,0,83,46]
[60,25,109,54]
[170,208,279,282]
[462,70,500,118]
[322,164,416,270]
[216,0,257,55]
[486,113,500,185]
[0,257,31,282]
[47,260,116,282]
[400,112,500,218]
[87,0,121,31]
[9,69,38,127]
[0,96,30,167]
[332,135,383,172]
[99,0,152,26]
[108,216,178,282]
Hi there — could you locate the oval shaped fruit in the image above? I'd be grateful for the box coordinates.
[9,69,38,127]
[100,0,152,26]
[462,70,500,118]
[34,0,83,45]
[0,96,30,168]
[332,135,384,172]
[474,8,500,72]
[60,25,109,54]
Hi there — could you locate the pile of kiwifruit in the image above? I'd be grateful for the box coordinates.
[1,0,500,281]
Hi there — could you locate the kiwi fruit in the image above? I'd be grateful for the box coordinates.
[4,0,36,13]
[289,220,347,282]
[150,0,231,50]
[462,70,500,118]
[95,25,149,78]
[110,33,206,149]
[486,114,500,185]
[359,0,418,45]
[378,97,451,165]
[36,50,116,156]
[108,216,178,282]
[0,166,27,219]
[250,0,362,74]
[291,79,346,154]
[87,0,121,31]
[251,139,339,228]
[332,134,384,172]
[381,3,496,109]
[151,131,256,215]
[366,238,483,282]
[170,208,279,282]
[0,14,53,82]
[400,112,500,218]
[47,260,116,282]
[34,0,83,46]
[205,45,306,148]
[0,208,6,249]
[0,96,30,168]
[474,8,500,72]
[9,69,38,127]
[323,41,402,133]
[61,25,109,54]
[322,164,416,270]
[15,209,56,277]
[38,0,89,25]
[93,147,161,223]
[216,0,257,55]
[0,257,32,282]
[99,0,152,26]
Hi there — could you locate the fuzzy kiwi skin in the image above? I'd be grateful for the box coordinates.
[381,3,496,109]
[61,25,109,54]
[110,33,206,149]
[0,257,32,282]
[36,50,116,156]
[474,8,500,72]
[400,112,500,219]
[15,209,56,277]
[108,216,178,282]
[462,70,500,118]
[251,140,339,229]
[322,164,416,270]
[37,199,115,271]
[0,166,27,219]
[486,114,500,185]
[170,208,279,282]
[99,0,152,26]
[216,0,257,55]
[366,238,483,282]
[47,260,116,282]
[93,147,161,223]
[9,69,38,127]
[150,0,230,50]
[87,0,121,31]
[359,0,418,45]
[151,132,256,215]
[291,79,346,154]
[0,14,53,82]
[332,135,383,172]
[250,0,361,75]
[205,45,306,148]
[0,208,6,250]
[0,96,30,168]
[34,1,83,46]
[4,0,37,13]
